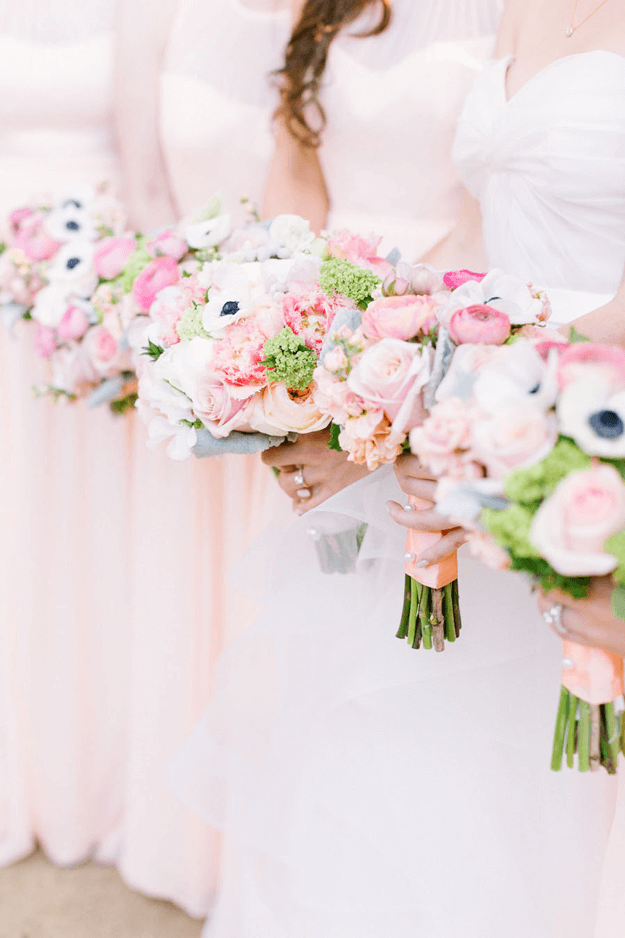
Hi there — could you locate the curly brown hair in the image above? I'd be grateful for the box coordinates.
[275,0,392,148]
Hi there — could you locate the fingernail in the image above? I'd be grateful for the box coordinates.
[416,560,429,568]
[295,509,303,516]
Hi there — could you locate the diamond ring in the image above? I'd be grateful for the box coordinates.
[294,467,306,488]
[543,603,567,636]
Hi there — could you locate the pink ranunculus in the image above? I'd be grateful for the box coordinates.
[132,256,180,313]
[146,229,188,261]
[443,269,487,291]
[558,343,625,393]
[248,384,330,436]
[409,397,474,476]
[13,211,60,261]
[33,323,58,358]
[347,338,430,423]
[362,294,439,342]
[530,464,625,577]
[56,304,90,340]
[448,304,511,346]
[93,236,136,280]
[471,403,558,479]
[191,373,250,438]
[325,230,392,277]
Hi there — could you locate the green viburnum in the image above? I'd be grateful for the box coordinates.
[176,303,211,342]
[262,327,317,391]
[115,240,151,293]
[606,530,625,588]
[503,437,590,507]
[319,258,381,309]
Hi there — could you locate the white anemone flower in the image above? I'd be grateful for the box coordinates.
[185,213,232,250]
[472,340,559,414]
[558,376,625,457]
[440,269,549,327]
[47,241,98,297]
[201,263,267,337]
[44,204,97,242]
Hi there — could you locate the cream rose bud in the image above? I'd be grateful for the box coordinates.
[471,403,558,479]
[248,384,330,436]
[530,464,625,577]
[346,338,430,423]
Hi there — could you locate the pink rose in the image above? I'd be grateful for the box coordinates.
[191,373,250,438]
[443,270,487,291]
[12,211,59,261]
[347,338,430,424]
[83,325,130,376]
[33,323,58,358]
[313,366,366,426]
[146,229,188,261]
[56,304,90,340]
[448,304,511,345]
[94,236,136,280]
[248,384,330,436]
[132,256,180,313]
[362,295,439,342]
[471,403,558,479]
[530,464,625,576]
[409,397,474,476]
[558,343,625,393]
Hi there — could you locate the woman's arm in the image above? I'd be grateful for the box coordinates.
[114,0,179,232]
[569,268,625,344]
[262,123,330,233]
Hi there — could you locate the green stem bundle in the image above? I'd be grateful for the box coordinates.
[396,576,462,652]
[551,687,622,774]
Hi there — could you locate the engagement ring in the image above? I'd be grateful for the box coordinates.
[294,467,306,488]
[543,603,567,636]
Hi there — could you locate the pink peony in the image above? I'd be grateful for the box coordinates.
[93,236,136,280]
[530,464,625,577]
[326,230,392,277]
[33,323,58,358]
[132,256,180,313]
[211,320,268,388]
[558,343,625,393]
[12,211,60,261]
[448,304,511,346]
[362,294,439,342]
[56,304,90,341]
[146,229,188,261]
[347,338,430,424]
[471,403,558,479]
[443,269,487,291]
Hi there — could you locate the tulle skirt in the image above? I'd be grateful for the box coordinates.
[172,467,617,937]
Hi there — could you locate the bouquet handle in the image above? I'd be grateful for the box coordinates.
[403,495,458,588]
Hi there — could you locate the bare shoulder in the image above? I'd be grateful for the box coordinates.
[494,0,527,56]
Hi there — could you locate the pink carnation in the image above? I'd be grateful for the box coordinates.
[132,256,180,313]
[211,320,268,388]
[146,229,188,261]
[443,269,487,291]
[94,236,136,280]
[326,230,392,277]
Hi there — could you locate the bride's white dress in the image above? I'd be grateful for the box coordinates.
[172,27,621,938]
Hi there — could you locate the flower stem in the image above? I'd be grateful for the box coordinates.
[566,693,578,769]
[578,701,591,772]
[551,686,570,772]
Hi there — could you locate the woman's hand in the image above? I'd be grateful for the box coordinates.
[537,577,625,658]
[387,454,468,565]
[262,429,370,513]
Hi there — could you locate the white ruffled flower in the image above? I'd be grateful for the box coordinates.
[558,376,625,457]
[440,269,549,327]
[268,214,315,257]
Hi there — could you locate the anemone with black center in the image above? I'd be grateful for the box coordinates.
[66,257,81,270]
[486,295,502,303]
[63,199,83,210]
[588,410,624,439]
[65,220,80,232]
[220,301,240,317]
[529,383,541,394]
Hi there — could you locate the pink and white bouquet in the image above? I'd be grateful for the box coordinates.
[134,214,366,460]
[312,264,552,650]
[415,334,625,772]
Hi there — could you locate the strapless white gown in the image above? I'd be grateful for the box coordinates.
[171,7,618,938]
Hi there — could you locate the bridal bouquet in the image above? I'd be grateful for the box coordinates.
[313,265,552,650]
[0,189,243,412]
[134,215,369,460]
[426,335,625,772]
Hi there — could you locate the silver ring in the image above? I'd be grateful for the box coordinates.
[294,466,306,488]
[543,603,567,636]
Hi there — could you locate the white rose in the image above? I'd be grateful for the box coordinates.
[248,384,330,436]
[268,214,315,256]
[471,403,558,479]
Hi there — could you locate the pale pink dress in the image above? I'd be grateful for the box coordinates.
[0,0,290,919]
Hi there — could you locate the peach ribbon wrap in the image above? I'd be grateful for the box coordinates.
[403,495,458,589]
[561,641,624,705]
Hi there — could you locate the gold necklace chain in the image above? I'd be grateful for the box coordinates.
[566,0,610,36]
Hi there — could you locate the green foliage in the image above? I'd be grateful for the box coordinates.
[612,585,625,622]
[114,239,151,293]
[262,327,317,390]
[606,530,625,588]
[176,303,211,342]
[143,339,165,360]
[327,422,343,452]
[482,504,540,559]
[110,392,138,415]
[568,326,591,343]
[180,418,205,429]
[318,258,381,309]
[503,437,590,507]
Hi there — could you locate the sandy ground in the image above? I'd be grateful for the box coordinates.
[0,850,205,938]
